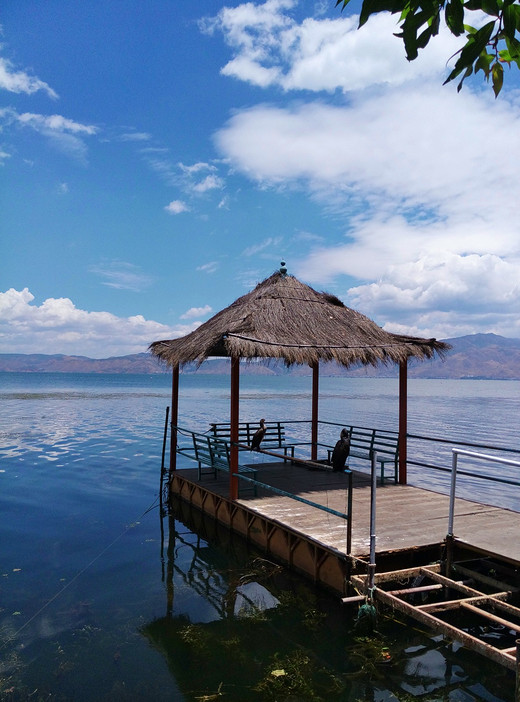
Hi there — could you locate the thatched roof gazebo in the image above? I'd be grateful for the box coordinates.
[150,265,449,497]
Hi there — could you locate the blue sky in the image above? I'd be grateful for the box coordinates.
[2,0,520,358]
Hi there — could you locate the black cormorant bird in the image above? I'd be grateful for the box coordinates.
[331,428,351,472]
[251,418,267,451]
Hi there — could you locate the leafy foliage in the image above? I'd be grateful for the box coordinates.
[336,0,520,95]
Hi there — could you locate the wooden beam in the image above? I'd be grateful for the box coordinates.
[311,362,319,461]
[376,587,517,671]
[230,356,240,500]
[169,364,179,473]
[461,602,520,632]
[398,360,407,484]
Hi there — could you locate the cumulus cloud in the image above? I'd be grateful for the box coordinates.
[351,253,520,313]
[0,288,195,357]
[203,0,463,91]
[89,261,154,291]
[213,78,520,336]
[165,200,189,214]
[180,305,213,319]
[0,56,58,98]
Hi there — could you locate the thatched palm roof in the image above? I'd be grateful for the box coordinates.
[150,270,449,368]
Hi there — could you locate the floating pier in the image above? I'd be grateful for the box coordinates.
[167,456,520,691]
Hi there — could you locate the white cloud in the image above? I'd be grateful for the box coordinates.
[89,261,154,291]
[120,131,151,141]
[212,80,520,337]
[192,174,225,193]
[243,236,283,257]
[351,253,520,313]
[165,199,190,214]
[180,305,213,319]
[0,107,99,163]
[0,56,58,98]
[204,1,463,91]
[197,261,219,274]
[16,111,98,134]
[0,288,195,357]
[179,161,216,175]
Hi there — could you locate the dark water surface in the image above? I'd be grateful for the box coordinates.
[0,372,519,700]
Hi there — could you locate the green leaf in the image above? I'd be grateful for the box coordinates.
[480,0,501,16]
[475,50,494,74]
[505,35,520,60]
[446,0,466,33]
[457,64,474,91]
[492,60,504,95]
[458,20,496,63]
[503,3,520,36]
[399,6,440,58]
[359,0,406,26]
[416,25,434,50]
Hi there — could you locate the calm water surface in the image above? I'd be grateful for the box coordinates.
[0,372,519,701]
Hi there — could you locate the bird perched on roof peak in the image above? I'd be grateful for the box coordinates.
[251,418,266,451]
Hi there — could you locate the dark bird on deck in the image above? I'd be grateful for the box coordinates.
[331,428,351,472]
[251,418,267,451]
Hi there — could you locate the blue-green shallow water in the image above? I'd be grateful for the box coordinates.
[0,372,519,701]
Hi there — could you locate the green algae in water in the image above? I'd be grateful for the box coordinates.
[1,503,517,701]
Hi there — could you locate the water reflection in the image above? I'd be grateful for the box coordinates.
[1,373,518,700]
[144,498,515,702]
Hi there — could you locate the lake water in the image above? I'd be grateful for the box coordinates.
[1,372,519,701]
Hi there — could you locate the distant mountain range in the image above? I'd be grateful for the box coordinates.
[1,334,520,379]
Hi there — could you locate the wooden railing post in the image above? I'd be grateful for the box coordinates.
[170,364,179,475]
[230,356,240,500]
[311,362,319,461]
[398,360,408,485]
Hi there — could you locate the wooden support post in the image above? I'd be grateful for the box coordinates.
[166,512,175,619]
[516,639,520,702]
[169,364,179,475]
[160,406,170,504]
[311,361,319,461]
[398,359,408,485]
[230,356,240,500]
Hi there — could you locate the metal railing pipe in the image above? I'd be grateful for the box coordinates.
[449,448,520,538]
[368,449,377,592]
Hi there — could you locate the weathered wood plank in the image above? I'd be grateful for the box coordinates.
[174,459,520,564]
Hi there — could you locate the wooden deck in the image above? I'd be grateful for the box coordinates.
[173,458,520,565]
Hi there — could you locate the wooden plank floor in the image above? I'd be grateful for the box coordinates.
[174,459,520,564]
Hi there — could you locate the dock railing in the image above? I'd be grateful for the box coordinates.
[236,471,353,556]
[276,420,520,501]
[449,449,520,537]
[172,423,354,556]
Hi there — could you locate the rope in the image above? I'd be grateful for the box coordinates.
[225,333,432,350]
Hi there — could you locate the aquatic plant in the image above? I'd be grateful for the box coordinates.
[254,649,343,701]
